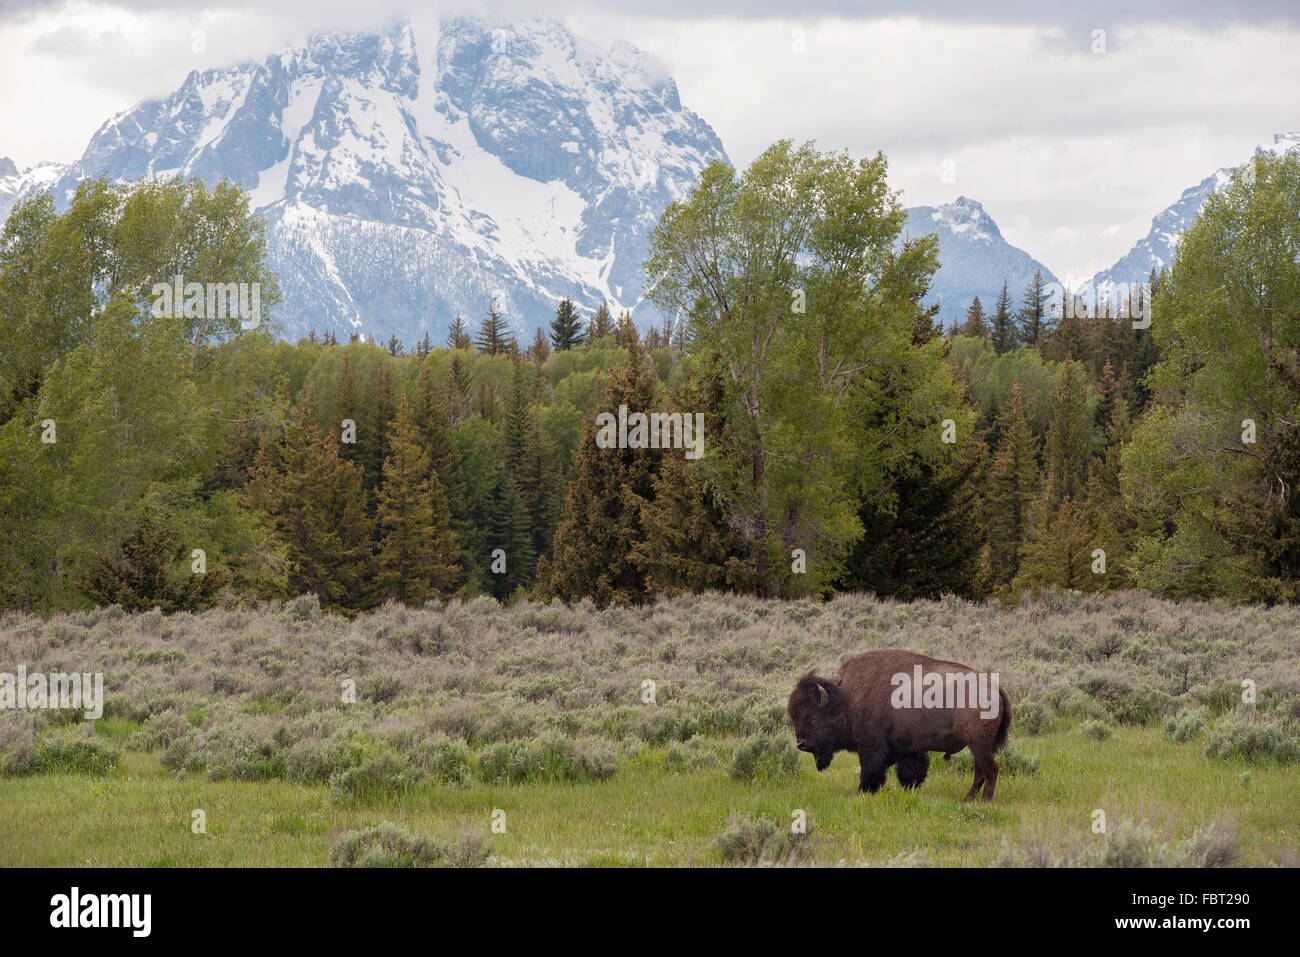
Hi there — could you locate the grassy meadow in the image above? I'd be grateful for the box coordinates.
[1,590,1297,866]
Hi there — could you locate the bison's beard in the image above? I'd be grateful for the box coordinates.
[813,749,832,771]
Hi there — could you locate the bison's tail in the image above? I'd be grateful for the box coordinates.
[994,688,1012,753]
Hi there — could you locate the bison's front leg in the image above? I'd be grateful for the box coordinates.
[857,746,890,794]
[895,751,930,790]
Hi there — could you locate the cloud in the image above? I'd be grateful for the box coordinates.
[4,0,1300,27]
[1,0,1297,284]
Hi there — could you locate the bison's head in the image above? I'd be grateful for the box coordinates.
[787,672,847,771]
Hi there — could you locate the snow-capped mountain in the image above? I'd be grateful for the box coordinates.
[903,196,1059,323]
[0,17,727,345]
[1092,132,1300,293]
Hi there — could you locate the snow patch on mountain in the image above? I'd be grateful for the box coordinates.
[1093,132,1300,292]
[905,196,1059,325]
[0,16,727,346]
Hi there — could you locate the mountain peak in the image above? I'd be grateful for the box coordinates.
[0,14,726,344]
[918,195,1002,245]
[1096,131,1300,290]
[904,197,1056,324]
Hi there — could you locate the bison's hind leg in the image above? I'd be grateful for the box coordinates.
[895,751,930,790]
[966,741,1000,802]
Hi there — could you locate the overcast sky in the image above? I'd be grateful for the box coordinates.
[1,0,1297,281]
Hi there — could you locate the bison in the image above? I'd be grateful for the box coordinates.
[787,649,1012,802]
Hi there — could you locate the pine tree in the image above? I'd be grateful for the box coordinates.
[417,331,432,357]
[1093,359,1119,433]
[503,360,546,578]
[447,351,473,424]
[588,301,614,343]
[410,358,467,521]
[961,296,987,338]
[538,348,661,606]
[243,399,372,612]
[1017,270,1050,348]
[984,380,1040,584]
[839,441,988,600]
[1014,477,1097,593]
[447,315,470,350]
[484,470,534,601]
[386,335,404,357]
[527,327,551,364]
[634,448,737,596]
[334,353,364,469]
[990,280,1016,355]
[477,299,513,356]
[361,359,396,498]
[614,310,639,351]
[81,518,223,612]
[1042,359,1092,506]
[375,396,461,605]
[549,298,585,352]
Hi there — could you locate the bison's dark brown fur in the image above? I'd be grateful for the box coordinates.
[787,649,1012,802]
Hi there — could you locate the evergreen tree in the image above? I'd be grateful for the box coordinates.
[1014,476,1098,593]
[447,351,473,425]
[549,298,585,351]
[1041,287,1093,363]
[961,295,987,338]
[984,380,1040,584]
[361,359,396,498]
[447,315,470,350]
[243,400,372,612]
[588,301,614,343]
[1042,359,1092,506]
[527,327,552,364]
[634,449,738,596]
[503,360,547,577]
[1017,270,1050,347]
[375,396,461,605]
[990,280,1016,355]
[614,310,639,351]
[538,348,661,606]
[839,441,988,600]
[386,335,404,357]
[334,353,364,469]
[410,358,467,521]
[476,299,513,356]
[81,518,223,612]
[632,374,738,595]
[484,470,534,601]
[1093,359,1119,434]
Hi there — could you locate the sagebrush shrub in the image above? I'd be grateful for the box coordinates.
[329,823,488,868]
[1203,712,1300,764]
[728,733,798,783]
[716,811,812,865]
[995,818,1238,868]
[1163,706,1208,744]
[1081,719,1113,741]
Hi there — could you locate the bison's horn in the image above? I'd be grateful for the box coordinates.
[816,684,829,708]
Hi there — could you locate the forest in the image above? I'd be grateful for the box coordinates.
[1,142,1298,615]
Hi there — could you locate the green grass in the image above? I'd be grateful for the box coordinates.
[1,725,1294,866]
